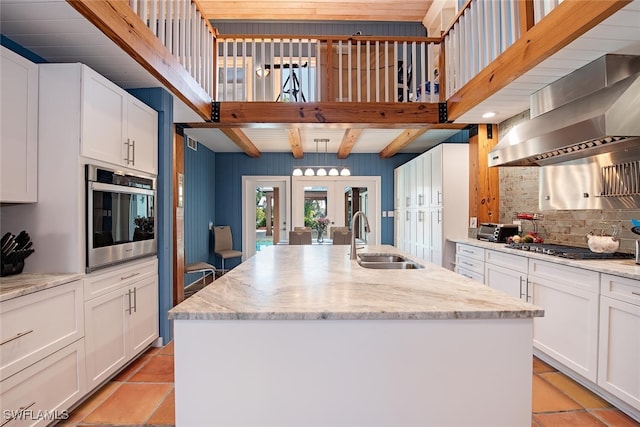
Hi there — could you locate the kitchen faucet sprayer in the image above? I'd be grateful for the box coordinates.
[350,211,370,260]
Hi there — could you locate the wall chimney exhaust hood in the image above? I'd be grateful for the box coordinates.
[489,55,640,167]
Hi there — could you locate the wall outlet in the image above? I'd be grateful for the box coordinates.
[387,210,395,218]
[382,211,387,217]
[469,217,478,228]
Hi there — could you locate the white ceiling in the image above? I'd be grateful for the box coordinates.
[2,0,640,155]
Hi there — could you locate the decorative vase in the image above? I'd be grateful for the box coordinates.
[317,228,324,243]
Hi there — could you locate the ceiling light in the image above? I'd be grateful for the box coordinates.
[304,168,315,176]
[340,167,351,176]
[328,168,339,176]
[482,112,496,119]
[291,138,351,177]
[316,167,327,176]
[292,167,303,176]
[256,65,270,77]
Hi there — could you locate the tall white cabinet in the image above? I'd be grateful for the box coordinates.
[0,46,38,203]
[394,144,469,269]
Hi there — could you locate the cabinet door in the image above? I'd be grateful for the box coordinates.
[394,168,403,210]
[81,66,126,166]
[418,153,431,208]
[429,145,443,207]
[485,262,525,299]
[0,46,38,203]
[394,210,404,249]
[403,160,415,208]
[129,274,159,356]
[127,98,158,175]
[429,208,443,266]
[84,288,128,389]
[598,296,640,409]
[531,275,599,382]
[416,210,427,261]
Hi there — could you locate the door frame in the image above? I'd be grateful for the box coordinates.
[292,176,381,244]
[242,176,291,259]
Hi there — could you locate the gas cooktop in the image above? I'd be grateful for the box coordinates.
[504,243,634,260]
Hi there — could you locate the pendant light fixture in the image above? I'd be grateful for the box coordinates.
[291,138,351,177]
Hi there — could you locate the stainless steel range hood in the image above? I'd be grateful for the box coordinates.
[489,55,640,167]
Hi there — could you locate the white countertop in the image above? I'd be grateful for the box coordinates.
[452,238,640,281]
[0,273,84,302]
[169,244,544,321]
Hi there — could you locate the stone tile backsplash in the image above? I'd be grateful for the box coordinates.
[496,112,640,253]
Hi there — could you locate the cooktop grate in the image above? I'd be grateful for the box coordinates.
[504,243,634,260]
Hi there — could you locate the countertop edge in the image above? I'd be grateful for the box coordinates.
[0,273,84,302]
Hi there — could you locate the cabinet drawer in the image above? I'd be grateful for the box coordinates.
[455,254,484,275]
[529,259,599,292]
[456,244,485,262]
[601,274,640,305]
[0,281,83,381]
[84,257,157,301]
[455,266,484,284]
[485,250,528,272]
[0,340,86,427]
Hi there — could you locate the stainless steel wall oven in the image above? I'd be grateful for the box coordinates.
[86,165,156,272]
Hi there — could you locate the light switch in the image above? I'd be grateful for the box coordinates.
[469,217,477,228]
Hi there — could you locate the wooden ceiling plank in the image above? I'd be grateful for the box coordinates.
[67,0,212,121]
[379,128,428,158]
[287,128,304,159]
[218,102,441,125]
[220,128,262,157]
[447,0,629,122]
[337,128,362,159]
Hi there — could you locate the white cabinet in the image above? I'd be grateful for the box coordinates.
[0,280,86,426]
[529,259,600,382]
[394,144,469,269]
[84,258,158,389]
[485,250,530,300]
[598,274,640,410]
[454,243,485,283]
[42,63,158,175]
[0,46,38,203]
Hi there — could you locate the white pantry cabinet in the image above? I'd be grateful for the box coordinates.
[84,258,158,389]
[42,63,158,175]
[529,259,600,382]
[598,274,640,410]
[394,144,469,269]
[0,46,38,203]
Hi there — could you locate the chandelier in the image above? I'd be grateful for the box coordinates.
[292,138,351,177]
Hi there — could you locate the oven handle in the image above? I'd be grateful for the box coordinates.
[90,182,155,197]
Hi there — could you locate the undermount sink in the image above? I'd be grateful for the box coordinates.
[357,253,423,269]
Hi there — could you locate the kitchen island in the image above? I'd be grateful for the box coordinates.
[169,244,543,427]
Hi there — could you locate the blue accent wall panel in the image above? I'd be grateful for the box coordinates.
[1,35,47,63]
[213,152,416,265]
[184,141,216,281]
[128,87,174,344]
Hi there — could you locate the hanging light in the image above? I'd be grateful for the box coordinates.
[291,138,351,177]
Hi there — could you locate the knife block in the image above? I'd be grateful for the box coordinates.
[1,259,24,277]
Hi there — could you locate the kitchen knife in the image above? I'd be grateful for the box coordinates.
[1,232,12,248]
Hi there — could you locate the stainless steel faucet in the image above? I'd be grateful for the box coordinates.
[350,211,370,259]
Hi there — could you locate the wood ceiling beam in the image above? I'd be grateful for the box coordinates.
[446,0,629,122]
[67,0,212,121]
[379,129,428,158]
[220,128,261,158]
[287,128,304,159]
[337,129,362,159]
[217,102,441,125]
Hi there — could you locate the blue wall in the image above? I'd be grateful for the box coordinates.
[212,151,416,269]
[184,141,217,283]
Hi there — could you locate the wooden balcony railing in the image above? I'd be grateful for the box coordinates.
[215,35,442,103]
[128,0,216,99]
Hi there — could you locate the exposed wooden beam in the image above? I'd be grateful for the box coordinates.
[337,129,362,159]
[67,0,212,121]
[519,0,535,34]
[220,128,261,157]
[447,0,629,122]
[287,128,304,159]
[379,128,428,158]
[217,102,442,125]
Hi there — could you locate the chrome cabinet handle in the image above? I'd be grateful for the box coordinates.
[405,196,410,207]
[124,139,130,163]
[131,140,136,165]
[526,278,532,302]
[419,211,424,222]
[0,330,34,346]
[132,287,137,313]
[1,401,36,427]
[519,277,525,299]
[418,194,424,206]
[126,289,132,314]
[120,272,140,281]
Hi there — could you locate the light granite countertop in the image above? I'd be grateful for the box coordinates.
[0,273,84,302]
[451,238,640,281]
[169,244,544,321]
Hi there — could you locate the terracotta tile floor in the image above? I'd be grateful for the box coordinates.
[59,343,639,426]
